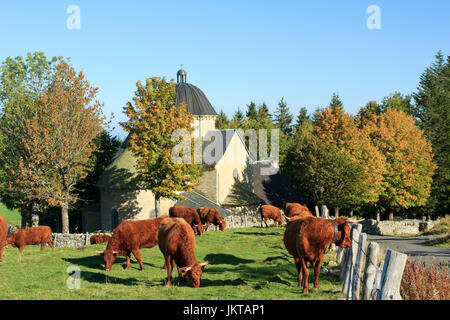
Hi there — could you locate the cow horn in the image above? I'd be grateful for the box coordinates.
[348,218,365,224]
[180,266,192,272]
[199,261,209,267]
[95,250,104,254]
[112,251,119,254]
[285,216,292,221]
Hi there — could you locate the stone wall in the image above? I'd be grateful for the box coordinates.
[222,205,262,228]
[360,219,437,235]
[51,233,112,247]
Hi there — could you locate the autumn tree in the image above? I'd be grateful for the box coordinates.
[0,52,66,226]
[18,63,106,233]
[363,109,436,219]
[313,106,385,214]
[121,77,202,216]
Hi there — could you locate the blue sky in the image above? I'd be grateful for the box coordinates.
[1,0,449,140]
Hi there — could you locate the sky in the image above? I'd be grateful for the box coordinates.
[0,0,449,140]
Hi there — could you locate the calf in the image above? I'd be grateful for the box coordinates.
[169,206,204,236]
[284,202,311,218]
[158,217,208,288]
[6,226,54,253]
[90,234,111,244]
[95,215,167,271]
[197,207,226,231]
[0,216,7,262]
[284,216,354,293]
[259,205,283,227]
[285,204,313,221]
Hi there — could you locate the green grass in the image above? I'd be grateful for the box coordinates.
[0,227,345,300]
[0,204,21,227]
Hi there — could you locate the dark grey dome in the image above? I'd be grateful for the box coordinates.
[175,72,217,116]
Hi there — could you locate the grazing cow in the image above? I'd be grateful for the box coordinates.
[284,216,355,293]
[0,216,7,262]
[158,217,208,288]
[169,206,204,236]
[6,226,54,253]
[259,205,283,227]
[90,234,111,244]
[95,215,167,271]
[197,207,226,231]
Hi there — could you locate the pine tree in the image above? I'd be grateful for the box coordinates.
[246,101,258,120]
[274,97,293,136]
[329,92,344,113]
[295,107,310,129]
[215,109,229,129]
[412,52,450,217]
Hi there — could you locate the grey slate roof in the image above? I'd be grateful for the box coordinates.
[176,83,218,116]
[175,191,231,217]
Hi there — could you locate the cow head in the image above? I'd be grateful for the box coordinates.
[6,234,16,247]
[334,217,351,248]
[219,220,226,231]
[95,249,119,271]
[179,261,209,288]
[194,224,204,236]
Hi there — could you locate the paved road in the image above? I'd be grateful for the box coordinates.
[367,234,450,265]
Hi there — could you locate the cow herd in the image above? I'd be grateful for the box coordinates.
[0,203,362,294]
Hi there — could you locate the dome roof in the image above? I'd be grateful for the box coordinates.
[175,69,217,116]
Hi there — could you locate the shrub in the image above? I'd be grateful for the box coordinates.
[400,260,449,300]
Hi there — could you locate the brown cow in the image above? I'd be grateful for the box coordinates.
[259,205,283,227]
[0,216,7,262]
[169,206,204,236]
[90,234,111,244]
[284,216,354,293]
[286,204,313,221]
[158,217,208,288]
[95,215,167,271]
[284,202,311,218]
[197,207,226,231]
[6,226,54,253]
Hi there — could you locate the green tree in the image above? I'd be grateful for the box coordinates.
[274,97,293,136]
[412,52,450,217]
[380,92,414,114]
[0,52,66,226]
[121,77,202,216]
[295,107,310,130]
[246,101,258,120]
[329,92,344,113]
[215,109,229,129]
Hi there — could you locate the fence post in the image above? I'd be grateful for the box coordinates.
[352,231,367,300]
[342,224,362,299]
[339,248,350,280]
[376,249,407,300]
[362,241,379,300]
[315,205,320,217]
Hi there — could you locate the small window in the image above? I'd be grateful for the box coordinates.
[233,168,239,179]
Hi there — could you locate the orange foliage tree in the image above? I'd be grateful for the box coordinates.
[362,109,436,218]
[313,106,385,212]
[17,63,106,233]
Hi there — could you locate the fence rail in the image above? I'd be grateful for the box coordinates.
[336,223,407,300]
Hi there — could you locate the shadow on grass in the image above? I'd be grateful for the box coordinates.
[203,253,256,265]
[234,231,281,236]
[80,270,144,286]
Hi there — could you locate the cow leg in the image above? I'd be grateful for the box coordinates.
[300,258,309,293]
[47,239,54,249]
[165,256,173,287]
[314,256,324,289]
[19,246,25,254]
[132,249,144,270]
[294,258,302,287]
[264,217,268,228]
[0,246,4,262]
[125,252,131,270]
[40,241,46,251]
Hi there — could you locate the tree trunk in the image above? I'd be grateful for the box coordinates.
[334,207,339,218]
[20,204,29,228]
[31,200,39,227]
[388,212,394,221]
[155,196,161,217]
[61,201,69,233]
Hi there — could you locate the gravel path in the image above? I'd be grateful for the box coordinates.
[367,234,449,265]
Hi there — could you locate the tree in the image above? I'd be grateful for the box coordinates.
[121,77,202,216]
[329,92,344,113]
[215,109,229,129]
[363,109,436,219]
[412,52,450,217]
[314,106,385,211]
[246,101,258,120]
[274,97,293,136]
[380,92,414,114]
[0,52,66,226]
[230,107,244,128]
[295,107,310,130]
[19,63,106,233]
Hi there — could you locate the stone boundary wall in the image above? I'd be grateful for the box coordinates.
[51,233,112,247]
[361,219,436,236]
[222,205,262,228]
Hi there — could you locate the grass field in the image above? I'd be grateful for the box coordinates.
[0,226,344,300]
[0,204,20,227]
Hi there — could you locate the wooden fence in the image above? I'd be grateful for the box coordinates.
[336,223,408,300]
